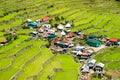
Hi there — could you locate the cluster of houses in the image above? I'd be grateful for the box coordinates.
[103,38,120,46]
[0,29,17,46]
[27,16,86,52]
[71,45,93,60]
[25,16,120,79]
[81,59,105,75]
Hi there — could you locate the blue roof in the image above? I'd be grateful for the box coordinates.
[28,22,38,27]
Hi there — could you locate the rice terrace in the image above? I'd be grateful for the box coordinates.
[0,0,120,80]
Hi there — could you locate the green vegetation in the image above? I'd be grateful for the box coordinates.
[95,48,120,71]
[0,0,120,80]
[53,55,80,80]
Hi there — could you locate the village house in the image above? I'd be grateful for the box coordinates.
[76,49,93,59]
[0,39,8,46]
[38,26,46,33]
[41,16,51,22]
[65,22,72,28]
[81,64,90,74]
[42,24,51,29]
[52,38,74,49]
[86,39,102,47]
[28,21,39,29]
[41,32,49,38]
[75,46,85,52]
[57,24,64,30]
[48,33,56,40]
[93,62,104,73]
[61,30,66,36]
[47,28,57,34]
[87,59,96,69]
[78,52,92,59]
[66,32,75,38]
[56,41,74,48]
[106,38,118,46]
[71,45,85,55]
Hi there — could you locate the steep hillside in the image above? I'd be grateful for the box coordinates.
[0,0,120,80]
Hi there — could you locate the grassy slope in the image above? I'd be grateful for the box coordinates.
[0,0,120,80]
[95,47,120,71]
[53,55,80,80]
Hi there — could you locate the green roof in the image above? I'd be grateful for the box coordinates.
[86,39,102,47]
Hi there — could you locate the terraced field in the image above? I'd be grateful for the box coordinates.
[0,0,120,80]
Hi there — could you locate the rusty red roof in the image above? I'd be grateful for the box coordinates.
[109,38,118,42]
[42,17,51,21]
[66,32,75,38]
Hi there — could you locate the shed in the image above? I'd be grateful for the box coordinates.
[86,39,102,47]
